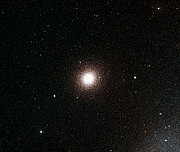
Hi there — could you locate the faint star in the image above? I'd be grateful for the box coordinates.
[94,14,99,17]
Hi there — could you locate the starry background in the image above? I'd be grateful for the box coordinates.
[1,0,180,152]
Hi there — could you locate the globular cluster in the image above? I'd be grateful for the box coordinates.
[1,0,179,152]
[82,72,95,86]
[78,70,98,89]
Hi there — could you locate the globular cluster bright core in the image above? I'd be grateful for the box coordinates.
[82,72,95,85]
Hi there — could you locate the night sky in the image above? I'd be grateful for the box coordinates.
[1,0,180,152]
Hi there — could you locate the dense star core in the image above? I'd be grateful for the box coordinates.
[82,72,95,85]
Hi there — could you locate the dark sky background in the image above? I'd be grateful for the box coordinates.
[1,0,180,152]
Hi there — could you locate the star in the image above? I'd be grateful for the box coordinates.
[94,14,99,17]
[40,130,43,134]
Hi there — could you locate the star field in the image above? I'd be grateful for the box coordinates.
[1,0,180,152]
